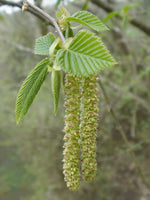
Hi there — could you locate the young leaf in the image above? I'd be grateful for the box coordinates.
[67,11,108,32]
[56,30,116,77]
[82,0,89,11]
[49,38,62,57]
[103,11,119,23]
[16,58,50,123]
[51,70,61,115]
[122,3,139,13]
[55,0,61,9]
[34,33,56,55]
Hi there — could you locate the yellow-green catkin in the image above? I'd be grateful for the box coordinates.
[80,75,98,182]
[63,73,81,190]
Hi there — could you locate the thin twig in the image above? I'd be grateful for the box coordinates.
[23,0,65,43]
[0,0,52,25]
[98,77,150,191]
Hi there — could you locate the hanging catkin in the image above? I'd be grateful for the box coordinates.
[63,73,81,190]
[80,75,98,182]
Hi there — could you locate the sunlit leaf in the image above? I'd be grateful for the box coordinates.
[56,30,116,77]
[67,11,108,32]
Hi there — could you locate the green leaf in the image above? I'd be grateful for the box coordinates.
[122,3,139,13]
[123,16,129,31]
[55,0,61,9]
[56,30,116,77]
[103,11,119,23]
[56,11,62,19]
[67,11,108,32]
[82,0,89,11]
[34,33,56,55]
[16,58,50,123]
[51,70,61,115]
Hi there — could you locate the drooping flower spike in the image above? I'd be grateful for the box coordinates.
[63,74,99,188]
[63,73,81,190]
[80,75,98,181]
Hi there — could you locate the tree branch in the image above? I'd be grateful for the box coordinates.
[0,0,23,9]
[0,0,65,42]
[23,0,65,42]
[91,0,150,37]
[0,0,54,27]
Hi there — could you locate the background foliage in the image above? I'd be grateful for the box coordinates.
[0,0,150,199]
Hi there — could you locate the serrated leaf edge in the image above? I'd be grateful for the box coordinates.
[67,10,109,32]
[34,33,56,55]
[16,58,50,123]
[56,30,116,77]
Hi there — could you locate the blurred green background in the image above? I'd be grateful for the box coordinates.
[0,0,150,199]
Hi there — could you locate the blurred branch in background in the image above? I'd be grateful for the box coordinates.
[98,77,150,191]
[0,36,34,54]
[104,79,150,112]
[90,0,150,37]
[100,139,148,162]
[0,0,23,9]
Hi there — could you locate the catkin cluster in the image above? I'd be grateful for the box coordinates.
[63,73,98,190]
[63,73,81,190]
[80,76,98,182]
